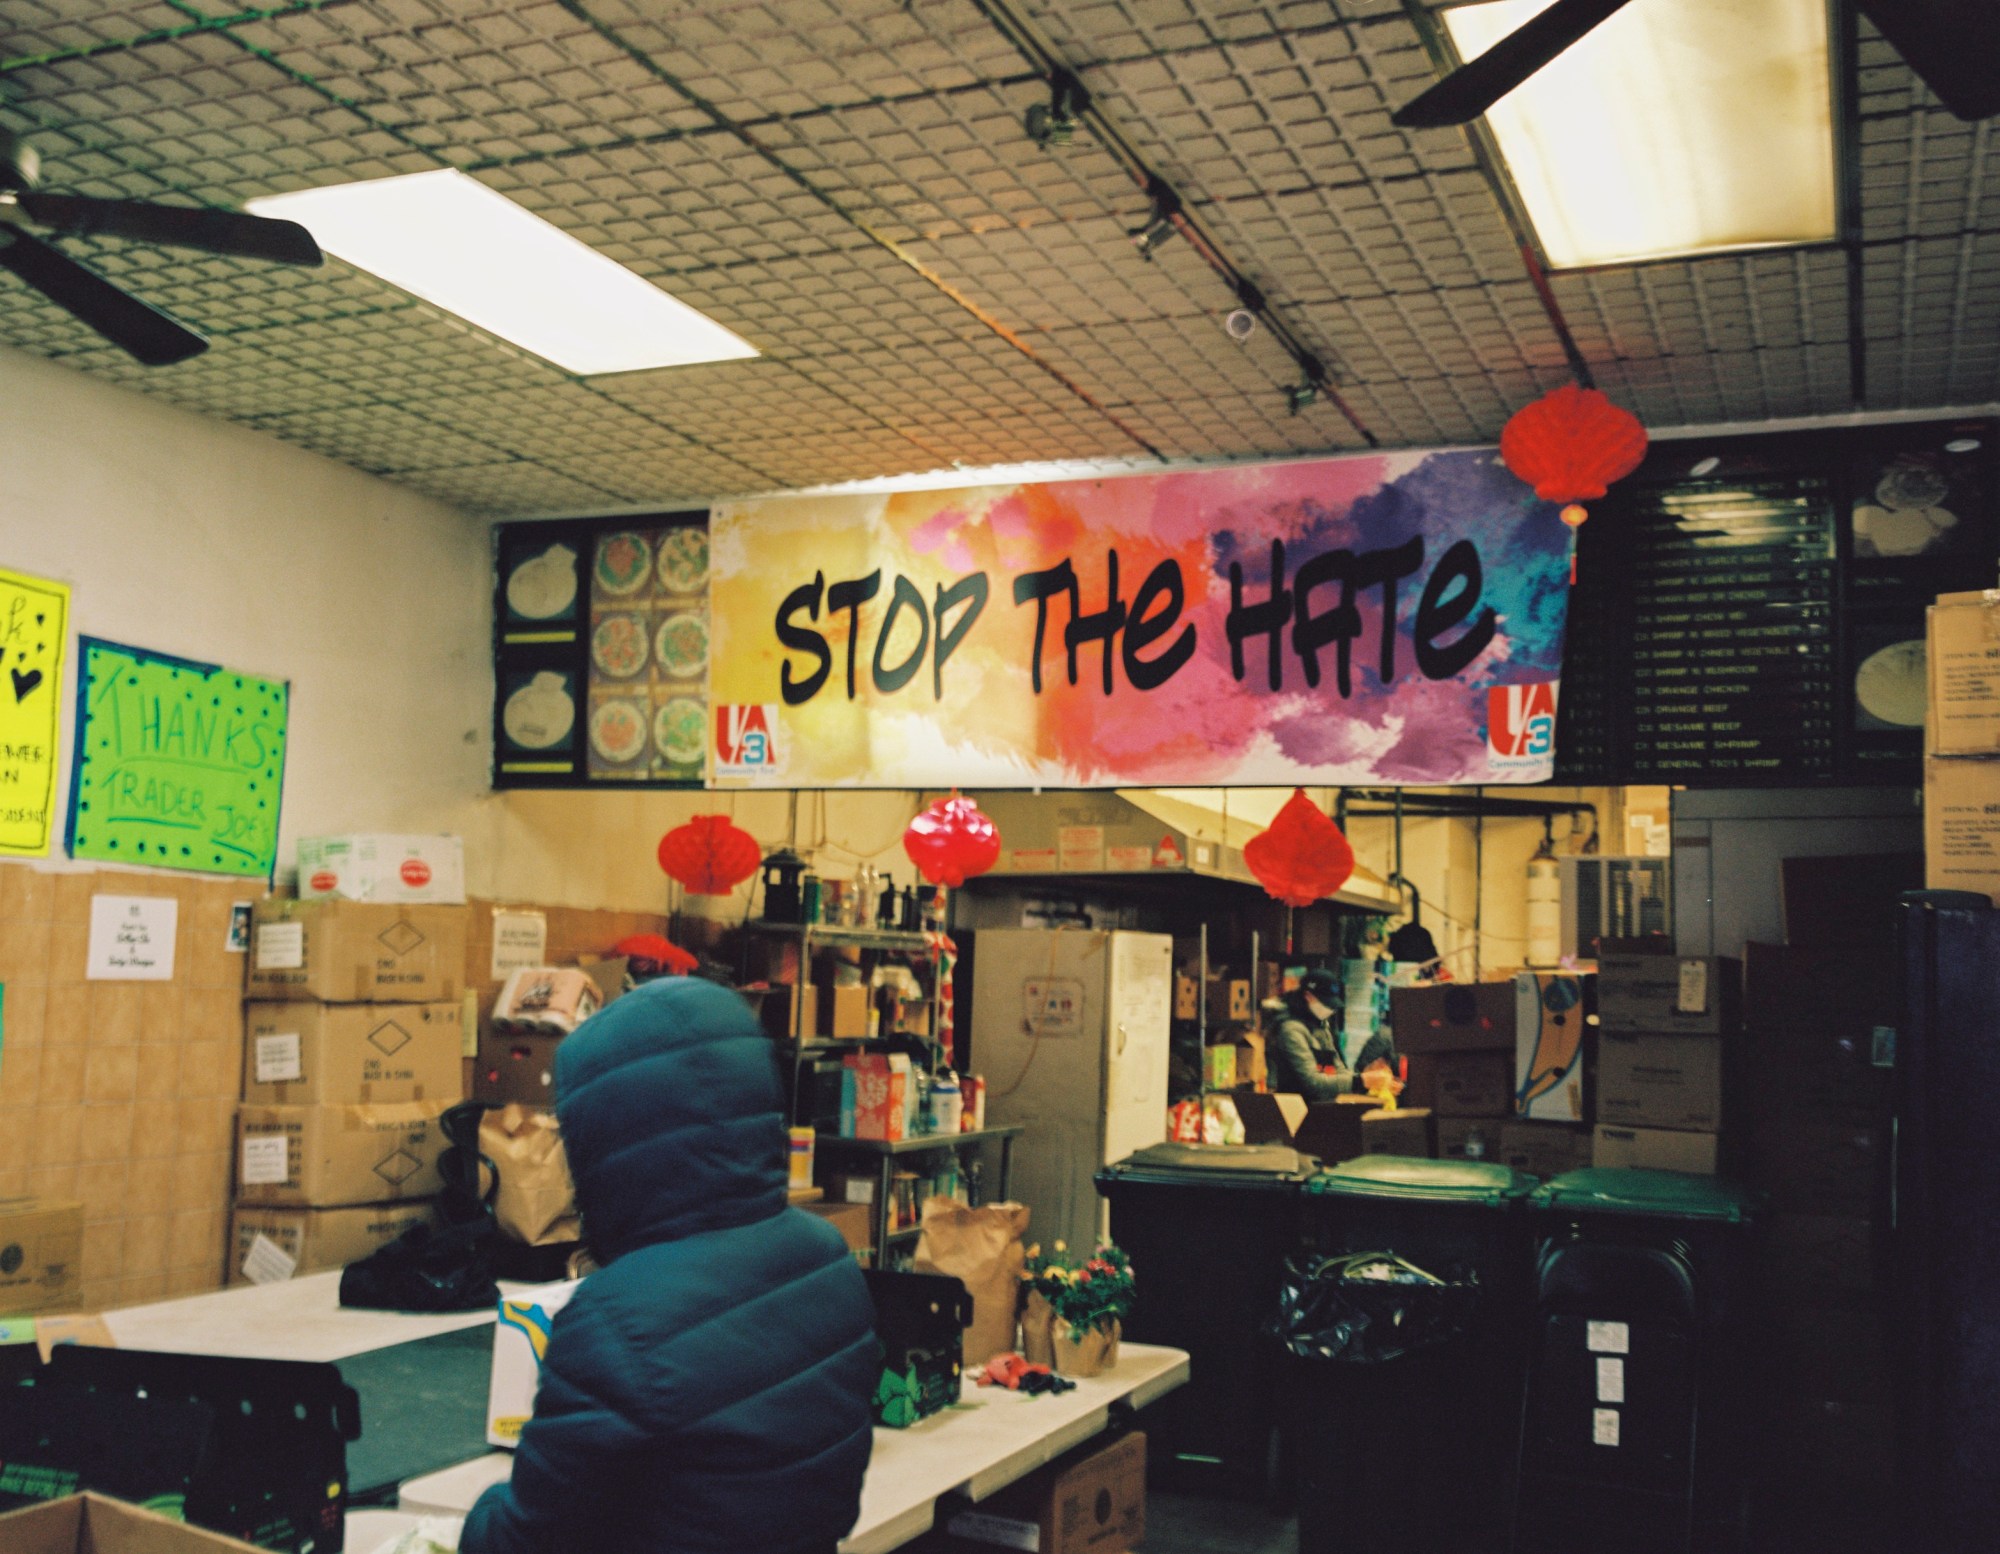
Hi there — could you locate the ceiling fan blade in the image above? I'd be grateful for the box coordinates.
[15,192,323,266]
[0,225,207,365]
[1393,0,1640,128]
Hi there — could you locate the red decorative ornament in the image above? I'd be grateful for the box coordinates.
[903,794,1001,888]
[657,815,761,895]
[1243,788,1356,908]
[1499,382,1649,529]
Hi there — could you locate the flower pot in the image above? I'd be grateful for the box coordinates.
[1021,1290,1056,1367]
[1051,1316,1121,1378]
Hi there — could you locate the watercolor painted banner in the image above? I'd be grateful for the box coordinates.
[708,448,1570,788]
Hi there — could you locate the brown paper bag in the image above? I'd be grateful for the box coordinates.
[481,1104,581,1246]
[914,1198,1029,1366]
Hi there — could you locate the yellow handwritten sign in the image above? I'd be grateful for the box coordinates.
[0,566,70,857]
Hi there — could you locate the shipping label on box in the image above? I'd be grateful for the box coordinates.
[1390,982,1516,1053]
[488,1279,583,1448]
[1496,1121,1594,1180]
[298,834,467,905]
[1593,1125,1719,1175]
[0,1199,82,1317]
[1924,756,2000,905]
[228,1202,435,1285]
[246,899,469,1004]
[1514,972,1594,1122]
[1928,591,2000,757]
[1596,1032,1723,1132]
[1597,955,1740,1036]
[243,1001,464,1106]
[235,1102,450,1208]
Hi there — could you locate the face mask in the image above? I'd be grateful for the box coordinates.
[1304,993,1334,1022]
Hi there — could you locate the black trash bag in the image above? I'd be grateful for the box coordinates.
[1269,1250,1479,1365]
[339,1217,500,1313]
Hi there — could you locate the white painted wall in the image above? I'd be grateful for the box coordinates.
[0,345,494,874]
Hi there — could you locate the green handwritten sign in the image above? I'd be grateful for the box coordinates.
[66,638,289,877]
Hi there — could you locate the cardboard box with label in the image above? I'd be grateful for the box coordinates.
[1924,755,2000,905]
[1390,982,1515,1053]
[944,1430,1145,1554]
[1495,1121,1594,1180]
[242,1001,464,1106]
[488,1279,583,1448]
[815,981,870,1040]
[247,899,469,1003]
[0,1200,82,1317]
[235,1102,450,1208]
[1596,1032,1723,1132]
[1425,1050,1516,1117]
[297,834,467,905]
[1596,955,1739,1037]
[1514,971,1594,1123]
[1232,1030,1268,1090]
[1593,1124,1719,1174]
[1238,1092,1433,1163]
[228,1202,436,1285]
[1928,589,2000,756]
[474,1032,561,1107]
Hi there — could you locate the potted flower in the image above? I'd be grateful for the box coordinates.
[1021,1242,1134,1377]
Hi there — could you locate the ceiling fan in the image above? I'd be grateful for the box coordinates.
[1394,0,2000,130]
[0,130,322,367]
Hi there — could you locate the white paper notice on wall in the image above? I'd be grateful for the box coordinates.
[86,895,179,981]
[255,922,304,971]
[241,1234,298,1286]
[1596,1356,1626,1404]
[491,910,549,980]
[240,1135,290,1186]
[1586,1320,1631,1355]
[254,1033,303,1085]
[1677,958,1710,1014]
[1593,1408,1622,1448]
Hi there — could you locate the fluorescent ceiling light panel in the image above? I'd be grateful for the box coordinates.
[247,169,757,375]
[1443,0,1837,268]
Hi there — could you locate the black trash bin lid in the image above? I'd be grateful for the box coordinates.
[1098,1142,1312,1184]
[1531,1167,1760,1224]
[1304,1154,1537,1207]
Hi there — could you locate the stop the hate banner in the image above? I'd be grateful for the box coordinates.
[708,447,1570,788]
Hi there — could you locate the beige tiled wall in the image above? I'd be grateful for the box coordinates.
[0,863,247,1312]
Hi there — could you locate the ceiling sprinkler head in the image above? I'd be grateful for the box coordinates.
[1224,309,1257,343]
[0,131,39,194]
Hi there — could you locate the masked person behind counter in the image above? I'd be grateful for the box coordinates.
[1270,967,1396,1101]
[460,978,877,1554]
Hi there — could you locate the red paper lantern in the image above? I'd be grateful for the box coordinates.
[903,795,1001,888]
[1500,382,1649,528]
[1243,788,1356,908]
[657,815,761,895]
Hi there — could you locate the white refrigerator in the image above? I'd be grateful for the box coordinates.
[970,928,1174,1258]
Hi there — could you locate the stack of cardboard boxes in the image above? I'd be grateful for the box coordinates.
[1396,974,1596,1178]
[1924,589,2000,905]
[227,898,469,1284]
[1592,954,1737,1173]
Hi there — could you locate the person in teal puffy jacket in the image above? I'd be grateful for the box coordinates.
[460,977,877,1554]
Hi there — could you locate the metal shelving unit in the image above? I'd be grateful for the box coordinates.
[814,1125,1024,1269]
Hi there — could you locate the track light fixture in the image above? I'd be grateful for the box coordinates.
[1287,354,1329,416]
[1129,177,1181,259]
[1025,68,1089,149]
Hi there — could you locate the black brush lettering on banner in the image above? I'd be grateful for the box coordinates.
[777,572,831,705]
[1414,539,1496,679]
[871,574,930,694]
[1065,549,1128,695]
[827,570,882,699]
[1124,558,1194,690]
[1013,562,1077,695]
[1228,541,1291,691]
[932,573,989,700]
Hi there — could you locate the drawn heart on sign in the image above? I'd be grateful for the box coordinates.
[10,667,42,701]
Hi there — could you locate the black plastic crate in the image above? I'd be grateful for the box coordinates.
[864,1269,971,1429]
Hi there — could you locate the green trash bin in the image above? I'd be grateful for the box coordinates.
[1291,1156,1539,1554]
[1520,1169,1763,1553]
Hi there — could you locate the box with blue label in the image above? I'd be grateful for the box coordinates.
[1513,972,1595,1123]
[486,1279,583,1448]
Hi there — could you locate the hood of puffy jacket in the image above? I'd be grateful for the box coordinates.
[553,977,787,1264]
